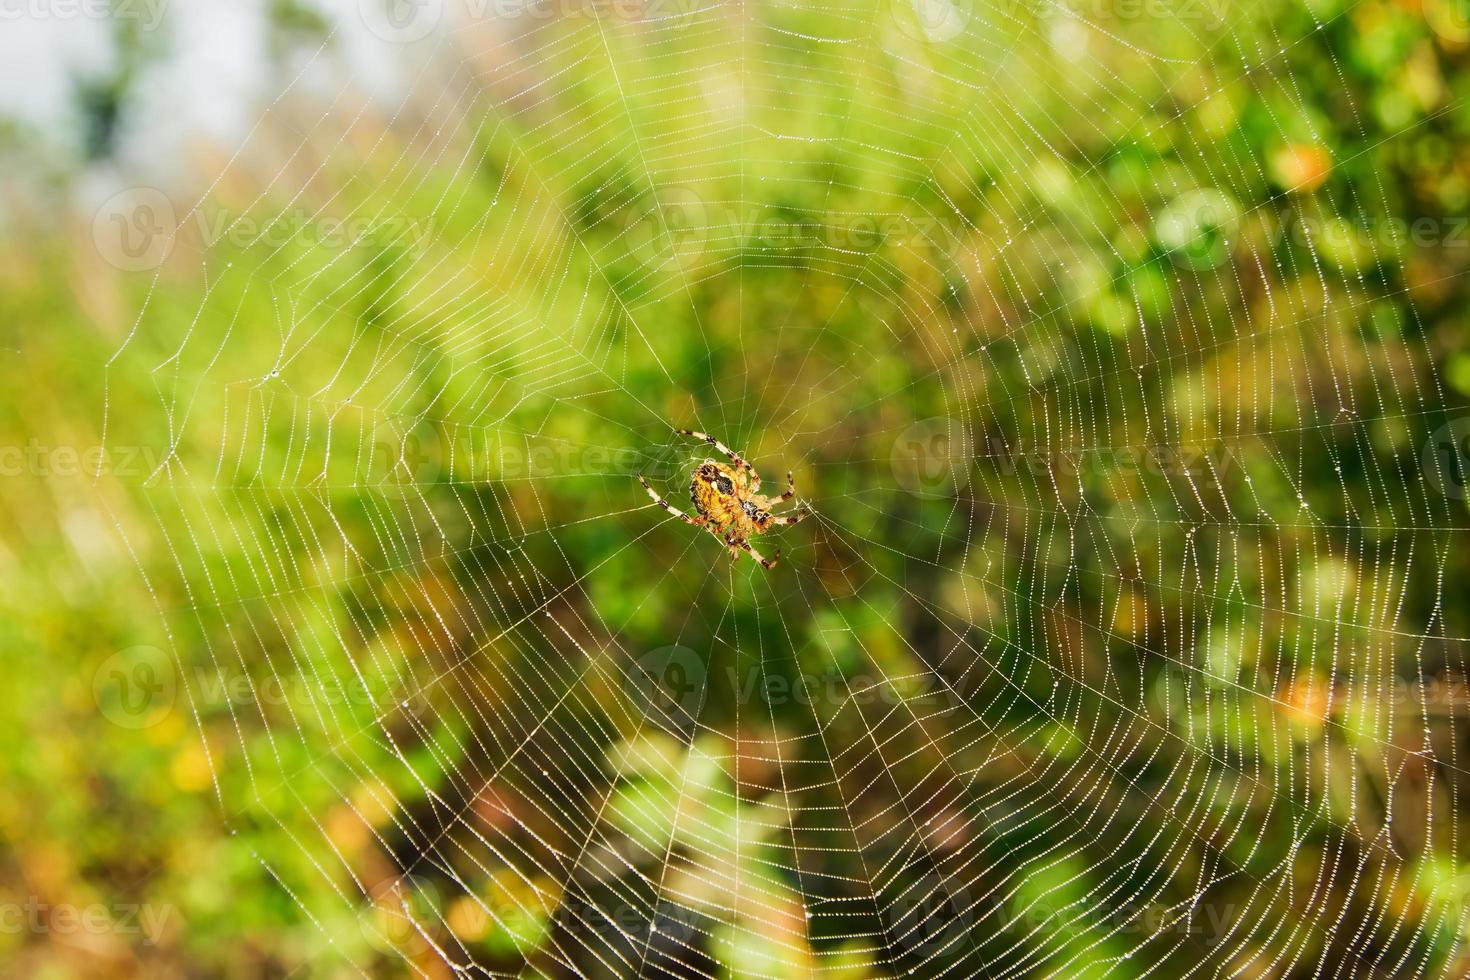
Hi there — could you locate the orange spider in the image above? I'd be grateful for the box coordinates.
[639,429,810,569]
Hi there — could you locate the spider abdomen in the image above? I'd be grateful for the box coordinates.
[690,467,745,530]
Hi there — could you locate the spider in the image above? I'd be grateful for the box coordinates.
[639,429,811,569]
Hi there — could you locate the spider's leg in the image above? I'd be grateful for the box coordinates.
[769,505,811,526]
[768,472,796,505]
[734,539,780,570]
[639,475,704,527]
[677,429,760,488]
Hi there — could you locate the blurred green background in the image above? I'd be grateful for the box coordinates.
[4,0,1470,976]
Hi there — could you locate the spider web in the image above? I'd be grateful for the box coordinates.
[96,0,1470,975]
